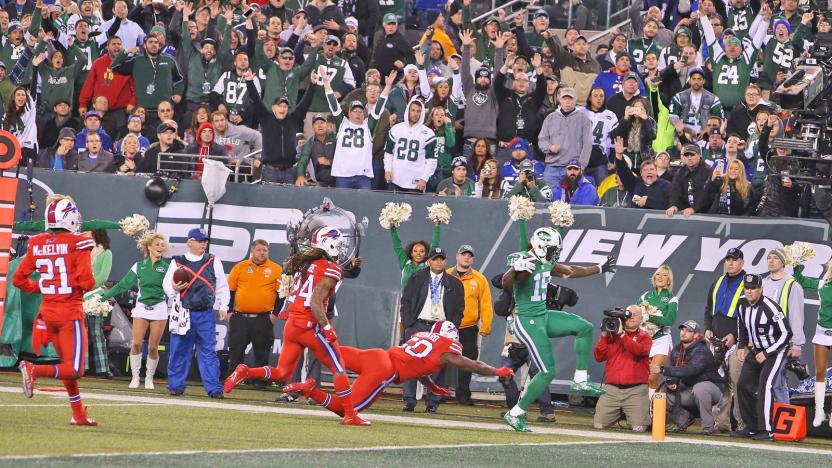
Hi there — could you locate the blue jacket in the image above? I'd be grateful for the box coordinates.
[175,254,216,311]
[552,176,599,206]
[592,70,646,102]
[415,0,447,9]
[663,338,725,389]
[75,128,114,154]
[499,158,545,194]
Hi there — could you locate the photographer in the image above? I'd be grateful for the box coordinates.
[704,247,746,433]
[756,114,800,217]
[658,320,725,435]
[592,305,652,432]
[503,159,552,202]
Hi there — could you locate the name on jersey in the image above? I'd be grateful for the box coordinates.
[33,243,69,256]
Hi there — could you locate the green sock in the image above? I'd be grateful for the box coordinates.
[518,371,555,410]
[574,323,592,370]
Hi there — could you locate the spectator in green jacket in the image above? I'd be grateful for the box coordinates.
[180,1,226,123]
[437,157,475,197]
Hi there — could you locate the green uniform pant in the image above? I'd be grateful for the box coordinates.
[511,310,593,410]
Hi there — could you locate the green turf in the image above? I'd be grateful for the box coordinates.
[3,443,832,468]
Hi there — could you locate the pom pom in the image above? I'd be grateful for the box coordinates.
[548,201,574,228]
[507,195,536,221]
[83,294,113,317]
[784,242,816,266]
[426,203,452,225]
[278,274,295,299]
[120,214,150,237]
[378,202,413,229]
[638,302,663,336]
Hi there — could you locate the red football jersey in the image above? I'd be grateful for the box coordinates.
[285,258,342,320]
[389,332,463,382]
[12,231,96,321]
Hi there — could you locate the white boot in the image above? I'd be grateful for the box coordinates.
[813,384,827,427]
[144,358,159,390]
[128,354,142,389]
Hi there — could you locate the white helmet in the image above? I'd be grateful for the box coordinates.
[529,227,562,264]
[311,226,342,259]
[44,197,82,233]
[431,320,459,341]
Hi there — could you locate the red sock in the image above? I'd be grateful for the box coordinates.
[63,379,86,420]
[333,374,356,418]
[245,366,279,382]
[34,364,76,379]
[307,386,344,416]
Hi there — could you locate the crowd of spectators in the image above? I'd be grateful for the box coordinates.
[2,0,827,218]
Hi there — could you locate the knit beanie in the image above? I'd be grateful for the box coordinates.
[768,248,786,267]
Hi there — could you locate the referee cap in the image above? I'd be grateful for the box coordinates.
[743,273,762,289]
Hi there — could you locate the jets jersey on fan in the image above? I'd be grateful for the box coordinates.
[306,56,356,112]
[581,107,617,155]
[658,45,682,70]
[213,71,262,117]
[626,38,660,68]
[726,5,755,39]
[325,90,388,178]
[383,100,437,189]
[757,23,812,89]
[699,12,764,109]
[506,251,553,317]
[378,0,406,19]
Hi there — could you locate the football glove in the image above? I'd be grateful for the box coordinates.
[494,367,514,378]
[321,324,338,342]
[601,255,617,273]
[512,257,535,274]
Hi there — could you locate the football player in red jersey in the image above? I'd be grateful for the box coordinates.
[283,321,514,416]
[224,226,370,426]
[12,196,98,426]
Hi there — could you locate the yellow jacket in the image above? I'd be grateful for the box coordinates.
[418,27,459,60]
[447,267,492,334]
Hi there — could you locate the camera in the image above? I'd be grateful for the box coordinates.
[546,283,578,311]
[708,336,728,365]
[522,169,535,181]
[786,358,811,380]
[601,308,631,334]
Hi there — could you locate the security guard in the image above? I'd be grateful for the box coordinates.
[703,247,746,432]
[733,273,792,441]
[226,239,283,380]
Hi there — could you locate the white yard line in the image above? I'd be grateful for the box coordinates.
[2,403,166,408]
[1,386,830,457]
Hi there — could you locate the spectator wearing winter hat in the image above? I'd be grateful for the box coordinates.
[386,63,422,123]
[504,158,552,202]
[500,137,544,194]
[39,127,79,171]
[437,157,475,197]
[40,99,80,149]
[552,159,599,206]
[185,121,228,178]
[495,50,546,164]
[75,110,114,153]
[756,13,812,95]
[460,28,503,160]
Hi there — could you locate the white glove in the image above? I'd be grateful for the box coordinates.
[512,257,535,273]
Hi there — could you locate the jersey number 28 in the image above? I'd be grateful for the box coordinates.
[35,257,72,295]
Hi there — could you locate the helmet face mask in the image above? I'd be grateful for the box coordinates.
[431,320,459,341]
[530,227,561,264]
[44,198,82,233]
[311,226,342,259]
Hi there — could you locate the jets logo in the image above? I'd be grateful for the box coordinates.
[472,92,487,106]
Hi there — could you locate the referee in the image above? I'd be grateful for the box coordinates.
[226,240,283,380]
[733,274,792,441]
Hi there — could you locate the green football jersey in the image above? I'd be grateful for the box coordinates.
[626,38,661,68]
[378,0,406,19]
[507,252,552,317]
[727,6,755,39]
[711,54,753,109]
[758,40,797,89]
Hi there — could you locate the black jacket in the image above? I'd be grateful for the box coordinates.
[128,4,174,34]
[369,32,414,78]
[247,80,316,167]
[663,338,725,390]
[726,103,769,140]
[495,70,547,144]
[701,178,755,215]
[670,162,713,211]
[756,124,800,217]
[4,0,34,22]
[400,268,465,328]
[615,156,672,210]
[138,138,186,174]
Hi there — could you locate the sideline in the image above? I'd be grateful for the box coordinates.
[1,386,831,457]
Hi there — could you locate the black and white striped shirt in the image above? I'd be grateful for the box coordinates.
[737,296,792,356]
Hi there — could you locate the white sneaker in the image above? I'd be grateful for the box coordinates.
[144,377,155,390]
[128,376,140,389]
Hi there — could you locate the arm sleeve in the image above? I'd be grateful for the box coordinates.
[92,249,113,289]
[417,66,432,100]
[614,156,637,192]
[11,248,39,294]
[450,72,463,104]
[390,227,409,270]
[99,263,138,300]
[212,257,230,311]
[764,308,792,357]
[789,283,805,348]
[296,139,312,178]
[593,336,610,362]
[792,267,819,292]
[651,296,678,326]
[737,308,749,348]
[162,259,179,298]
[430,224,441,251]
[461,44,473,96]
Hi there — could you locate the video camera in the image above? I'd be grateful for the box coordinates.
[601,308,631,335]
[545,283,578,311]
[708,336,729,366]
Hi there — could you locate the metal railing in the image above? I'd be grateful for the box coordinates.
[157,151,259,183]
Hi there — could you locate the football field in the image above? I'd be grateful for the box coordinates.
[1,373,831,467]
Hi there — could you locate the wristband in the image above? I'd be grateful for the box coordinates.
[323,324,332,331]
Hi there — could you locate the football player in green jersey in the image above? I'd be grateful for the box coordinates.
[500,219,616,432]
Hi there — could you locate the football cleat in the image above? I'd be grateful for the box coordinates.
[342,414,371,426]
[504,412,532,432]
[571,381,605,397]
[282,378,317,397]
[19,361,35,398]
[223,364,249,393]
[70,416,98,427]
